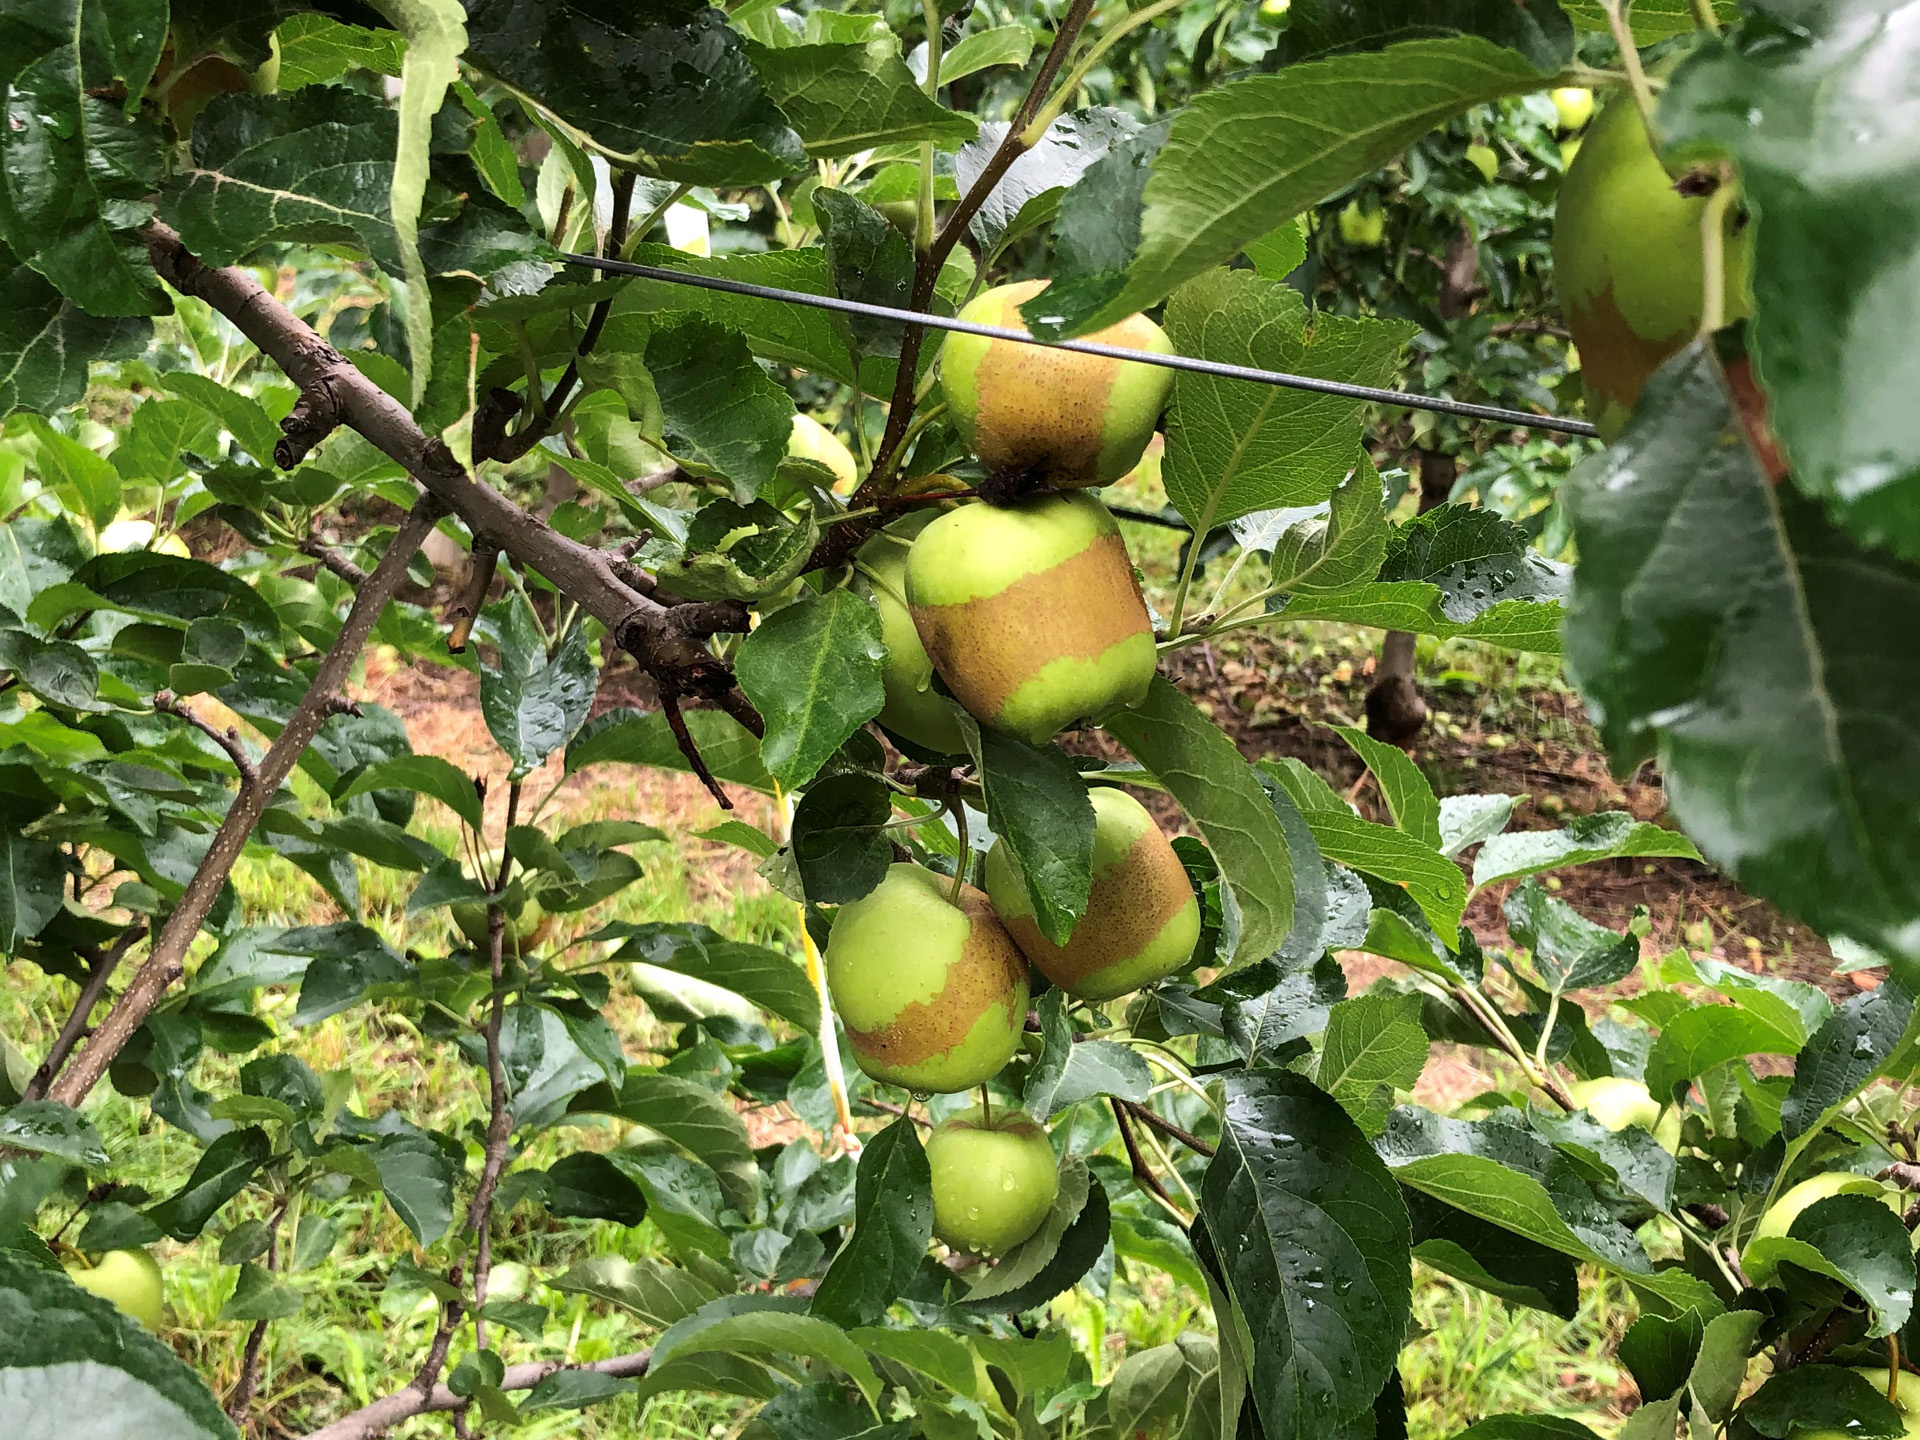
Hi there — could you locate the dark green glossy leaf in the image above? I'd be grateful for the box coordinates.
[1198,951,1349,1067]
[752,35,973,159]
[598,921,817,1030]
[650,1300,881,1409]
[1782,980,1917,1141]
[1023,121,1171,339]
[812,187,914,361]
[367,1127,456,1245]
[1527,1107,1675,1215]
[1405,1190,1577,1318]
[291,928,414,1027]
[1451,1420,1605,1440]
[1563,342,1920,973]
[335,754,483,831]
[790,772,892,904]
[1201,1069,1410,1440]
[1663,7,1920,562]
[567,706,776,793]
[811,1118,933,1329]
[1105,675,1295,965]
[573,1069,760,1214]
[146,1126,272,1241]
[1472,813,1701,892]
[963,1161,1109,1314]
[518,1367,639,1413]
[547,1152,648,1226]
[547,1254,718,1330]
[751,1382,911,1440]
[1333,724,1439,850]
[1316,993,1429,1135]
[1744,1193,1916,1337]
[219,1261,299,1322]
[1617,1310,1702,1404]
[0,830,66,954]
[956,108,1140,258]
[1739,1365,1906,1440]
[736,589,887,790]
[971,729,1095,948]
[480,599,597,780]
[0,1102,108,1169]
[1030,1040,1152,1119]
[647,318,797,499]
[1265,0,1572,71]
[0,1252,235,1438]
[0,249,149,415]
[1502,880,1638,996]
[1375,503,1567,625]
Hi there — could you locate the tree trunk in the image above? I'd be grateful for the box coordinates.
[1364,447,1456,745]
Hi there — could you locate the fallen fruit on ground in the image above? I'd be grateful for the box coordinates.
[65,1248,165,1331]
[906,493,1156,744]
[855,511,967,755]
[985,785,1199,1000]
[824,864,1030,1092]
[940,279,1173,489]
[1552,88,1752,437]
[927,1104,1059,1255]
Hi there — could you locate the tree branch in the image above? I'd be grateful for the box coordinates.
[298,535,371,587]
[226,1193,289,1430]
[22,923,148,1102]
[154,690,259,787]
[1111,1096,1181,1214]
[1118,1099,1215,1158]
[46,497,444,1107]
[468,781,521,1354]
[136,222,760,775]
[446,541,499,654]
[302,1349,653,1440]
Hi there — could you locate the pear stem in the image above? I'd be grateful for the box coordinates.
[1690,0,1721,33]
[947,799,969,905]
[1697,170,1738,337]
[1890,1335,1903,1404]
[980,1083,992,1127]
[1598,1,1660,136]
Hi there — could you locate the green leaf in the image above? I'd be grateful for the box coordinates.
[1030,1040,1153,1119]
[1378,503,1567,620]
[0,830,67,954]
[1198,951,1350,1067]
[1563,342,1920,972]
[0,1252,236,1439]
[519,1367,639,1413]
[651,498,817,603]
[1451,1420,1605,1440]
[1446,792,1522,859]
[970,729,1096,948]
[160,89,400,274]
[651,1307,883,1411]
[647,317,797,498]
[1276,583,1564,653]
[1739,1366,1907,1440]
[367,1129,456,1244]
[963,1158,1110,1313]
[790,772,893,904]
[1502,880,1639,997]
[0,0,168,317]
[1781,981,1917,1141]
[1527,1107,1675,1215]
[1316,993,1429,1135]
[1560,0,1732,39]
[547,1255,719,1331]
[1662,10,1920,563]
[335,754,483,831]
[1641,991,1811,1105]
[1333,724,1439,850]
[219,1261,300,1322]
[1161,268,1413,532]
[0,251,148,416]
[547,1151,648,1225]
[1617,1310,1701,1404]
[156,372,282,469]
[1026,121,1171,337]
[1406,1190,1577,1318]
[1743,1193,1917,1337]
[1689,1308,1765,1425]
[463,0,804,185]
[749,37,976,157]
[956,109,1141,259]
[567,706,776,793]
[291,928,415,1026]
[1264,462,1393,599]
[274,14,406,88]
[1104,675,1296,965]
[1472,812,1701,892]
[146,1126,273,1241]
[1079,39,1547,331]
[1200,1070,1411,1440]
[849,1326,980,1398]
[573,1069,760,1214]
[480,599,597,780]
[812,188,915,364]
[25,418,120,529]
[736,590,887,789]
[811,1118,933,1328]
[1265,0,1573,71]
[599,921,817,1031]
[940,25,1033,84]
[0,1102,108,1169]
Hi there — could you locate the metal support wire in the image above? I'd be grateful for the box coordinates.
[560,252,1600,439]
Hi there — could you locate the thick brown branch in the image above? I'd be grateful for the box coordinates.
[47,497,443,1107]
[447,542,499,654]
[302,1349,653,1440]
[22,924,148,1101]
[277,387,345,469]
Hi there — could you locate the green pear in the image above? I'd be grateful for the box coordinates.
[1552,86,1595,133]
[1744,1171,1906,1285]
[825,865,1030,1093]
[1466,143,1499,183]
[855,512,967,755]
[940,280,1173,488]
[65,1248,165,1331]
[1337,200,1385,248]
[789,412,857,494]
[906,493,1157,745]
[1801,1372,1920,1439]
[1567,1076,1662,1134]
[1552,87,1752,437]
[985,786,1199,1001]
[927,1104,1059,1255]
[451,854,552,952]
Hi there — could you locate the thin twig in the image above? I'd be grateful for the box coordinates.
[302,1349,653,1440]
[1111,1096,1186,1222]
[298,536,370,587]
[226,1193,290,1429]
[23,924,148,1101]
[861,1097,931,1129]
[469,782,522,1355]
[153,691,259,787]
[1119,1099,1215,1158]
[447,541,500,654]
[47,497,444,1107]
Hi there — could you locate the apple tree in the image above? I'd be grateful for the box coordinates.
[4,1,1920,1437]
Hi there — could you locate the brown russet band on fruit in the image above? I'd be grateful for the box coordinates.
[842,888,1029,1070]
[1561,280,1684,430]
[966,326,1134,482]
[999,827,1195,991]
[911,531,1150,724]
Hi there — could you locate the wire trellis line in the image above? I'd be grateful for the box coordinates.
[560,252,1601,439]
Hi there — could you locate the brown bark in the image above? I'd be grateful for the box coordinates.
[1364,448,1456,744]
[301,1350,653,1440]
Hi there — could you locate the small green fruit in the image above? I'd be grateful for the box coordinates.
[1337,200,1385,248]
[65,1248,165,1331]
[906,493,1157,745]
[940,280,1173,488]
[1465,142,1499,184]
[451,864,552,953]
[1552,86,1595,133]
[1552,89,1752,437]
[1744,1171,1906,1285]
[485,1260,532,1303]
[985,786,1199,1001]
[825,865,1030,1093]
[1567,1076,1661,1134]
[1801,1372,1920,1440]
[1557,136,1582,170]
[927,1105,1059,1255]
[856,512,967,755]
[874,199,921,237]
[789,412,857,494]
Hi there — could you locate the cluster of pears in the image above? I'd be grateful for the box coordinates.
[827,285,1190,1252]
[1552,84,1752,437]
